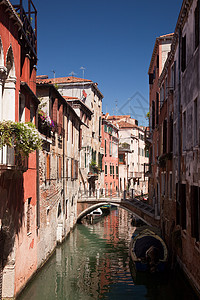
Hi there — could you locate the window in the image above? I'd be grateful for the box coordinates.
[71,158,74,179]
[85,153,87,168]
[181,35,186,72]
[99,116,101,136]
[110,164,112,175]
[104,124,107,132]
[59,156,62,180]
[169,115,173,152]
[156,92,159,125]
[19,94,25,122]
[72,121,74,144]
[194,99,198,146]
[75,160,78,179]
[169,173,172,199]
[195,1,199,50]
[191,186,200,241]
[105,164,107,176]
[30,103,35,123]
[176,183,187,230]
[66,159,69,180]
[163,119,167,154]
[183,111,186,150]
[119,154,124,164]
[27,197,32,234]
[105,140,107,156]
[46,153,50,181]
[79,128,82,150]
[160,84,164,108]
[109,141,112,156]
[152,100,155,130]
[165,77,168,99]
[157,54,159,69]
[149,73,154,85]
[116,165,118,176]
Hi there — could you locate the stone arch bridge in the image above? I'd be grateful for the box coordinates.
[77,197,160,227]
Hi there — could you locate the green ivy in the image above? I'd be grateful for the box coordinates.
[0,121,42,156]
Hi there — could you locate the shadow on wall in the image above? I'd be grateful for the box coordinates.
[0,170,24,268]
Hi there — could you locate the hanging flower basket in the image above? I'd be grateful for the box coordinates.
[0,121,42,157]
[38,110,54,128]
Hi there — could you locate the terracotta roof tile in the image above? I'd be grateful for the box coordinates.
[36,76,92,84]
[118,121,137,129]
[63,96,79,100]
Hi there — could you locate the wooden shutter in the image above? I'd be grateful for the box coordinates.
[46,153,50,180]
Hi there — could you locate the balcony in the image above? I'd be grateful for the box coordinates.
[13,0,37,59]
[134,172,143,179]
[0,145,28,172]
[38,117,51,138]
[119,142,131,153]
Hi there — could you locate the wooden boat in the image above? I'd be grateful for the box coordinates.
[86,208,103,222]
[129,229,168,273]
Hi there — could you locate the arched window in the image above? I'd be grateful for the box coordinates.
[0,37,4,67]
[3,45,16,121]
[6,46,15,78]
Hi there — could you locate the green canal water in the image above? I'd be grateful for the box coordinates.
[18,208,198,300]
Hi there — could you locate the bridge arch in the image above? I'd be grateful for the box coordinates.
[77,202,150,225]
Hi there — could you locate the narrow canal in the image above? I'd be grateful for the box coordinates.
[18,208,198,300]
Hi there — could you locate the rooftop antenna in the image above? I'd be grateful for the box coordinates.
[69,71,76,77]
[115,99,118,115]
[80,66,86,99]
[80,66,85,79]
[51,70,56,82]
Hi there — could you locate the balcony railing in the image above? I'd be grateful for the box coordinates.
[38,118,51,138]
[79,188,121,199]
[0,146,28,171]
[13,0,37,57]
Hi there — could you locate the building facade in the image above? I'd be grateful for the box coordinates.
[36,76,104,196]
[107,115,149,196]
[101,116,119,197]
[36,82,82,268]
[148,0,200,294]
[147,33,173,210]
[0,0,39,298]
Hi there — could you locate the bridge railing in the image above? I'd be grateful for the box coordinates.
[78,188,123,200]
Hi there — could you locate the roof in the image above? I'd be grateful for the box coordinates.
[37,75,104,99]
[0,0,23,27]
[118,121,137,129]
[64,97,93,116]
[36,82,82,124]
[21,82,40,104]
[148,33,174,74]
[36,76,92,84]
[107,115,131,120]
[63,96,79,100]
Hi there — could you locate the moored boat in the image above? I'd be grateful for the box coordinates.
[129,229,168,273]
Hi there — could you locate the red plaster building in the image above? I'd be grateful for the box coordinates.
[0,0,39,298]
[147,33,173,212]
[101,115,119,197]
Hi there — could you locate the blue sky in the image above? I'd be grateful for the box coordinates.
[31,0,182,126]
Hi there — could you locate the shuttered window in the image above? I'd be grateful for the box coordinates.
[195,1,199,50]
[71,158,74,179]
[181,35,186,72]
[46,153,50,180]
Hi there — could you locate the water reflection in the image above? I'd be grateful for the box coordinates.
[18,208,198,300]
